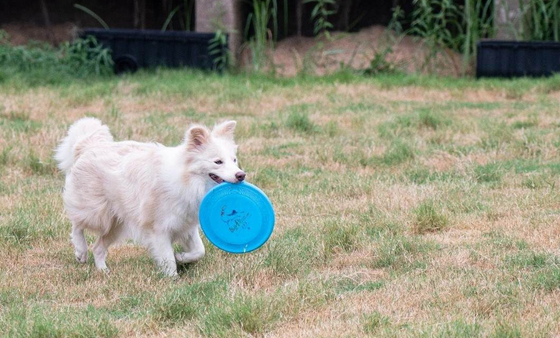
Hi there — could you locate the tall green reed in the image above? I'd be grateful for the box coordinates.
[520,0,560,41]
[245,0,279,72]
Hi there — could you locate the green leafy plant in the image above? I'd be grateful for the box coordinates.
[365,7,405,75]
[365,48,398,75]
[209,29,229,71]
[0,33,113,83]
[304,0,336,38]
[407,0,497,75]
[405,0,559,75]
[410,0,463,70]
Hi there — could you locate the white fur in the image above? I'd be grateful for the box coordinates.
[55,118,243,276]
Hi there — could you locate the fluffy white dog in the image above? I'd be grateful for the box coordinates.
[55,118,245,276]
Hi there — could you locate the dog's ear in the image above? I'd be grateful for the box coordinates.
[212,120,237,140]
[186,124,210,151]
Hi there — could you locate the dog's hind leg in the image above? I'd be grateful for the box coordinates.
[175,226,205,264]
[93,236,110,272]
[71,223,88,264]
[92,223,123,273]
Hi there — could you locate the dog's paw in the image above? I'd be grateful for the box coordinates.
[75,251,88,264]
[175,252,186,263]
[175,251,205,264]
[97,266,110,274]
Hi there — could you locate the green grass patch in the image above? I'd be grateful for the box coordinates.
[0,304,118,338]
[285,106,318,133]
[505,251,558,270]
[154,280,227,323]
[532,267,560,292]
[363,311,391,335]
[412,200,449,234]
[0,111,42,133]
[0,188,61,247]
[435,319,482,338]
[380,139,415,166]
[264,227,321,276]
[491,323,522,338]
[417,108,451,130]
[473,163,504,183]
[479,120,514,150]
[0,35,113,86]
[403,167,462,184]
[334,278,384,294]
[322,220,361,256]
[372,234,437,271]
[0,146,11,166]
[511,116,538,129]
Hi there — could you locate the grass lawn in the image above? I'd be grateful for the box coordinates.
[1,70,560,337]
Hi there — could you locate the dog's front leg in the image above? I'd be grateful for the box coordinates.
[175,226,205,264]
[147,234,178,277]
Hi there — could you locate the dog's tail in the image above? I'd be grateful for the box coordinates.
[55,117,113,174]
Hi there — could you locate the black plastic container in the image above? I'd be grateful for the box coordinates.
[81,28,227,73]
[477,40,560,78]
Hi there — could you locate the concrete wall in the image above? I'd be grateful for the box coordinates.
[196,0,242,59]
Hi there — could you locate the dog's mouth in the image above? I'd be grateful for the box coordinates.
[209,173,224,184]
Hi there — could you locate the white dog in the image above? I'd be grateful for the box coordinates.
[55,118,245,276]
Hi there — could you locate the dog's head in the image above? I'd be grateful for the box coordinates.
[185,120,245,184]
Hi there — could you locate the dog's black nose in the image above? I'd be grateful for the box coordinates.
[235,171,246,182]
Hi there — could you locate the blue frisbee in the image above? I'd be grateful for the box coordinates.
[199,181,275,254]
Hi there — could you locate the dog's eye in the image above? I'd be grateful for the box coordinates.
[233,158,237,163]
[214,160,223,165]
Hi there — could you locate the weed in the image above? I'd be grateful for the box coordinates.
[381,139,415,166]
[335,279,384,294]
[372,234,437,270]
[322,220,361,256]
[264,228,320,276]
[0,305,118,338]
[0,35,113,85]
[413,200,449,234]
[323,120,339,137]
[285,111,318,133]
[473,163,504,183]
[437,319,482,338]
[491,323,522,338]
[154,280,227,323]
[417,108,450,130]
[26,152,56,176]
[0,146,10,166]
[511,116,538,129]
[532,266,560,292]
[363,311,390,334]
[0,111,41,133]
[505,251,556,270]
[365,47,399,75]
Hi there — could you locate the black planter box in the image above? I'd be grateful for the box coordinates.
[477,40,560,78]
[81,28,227,73]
